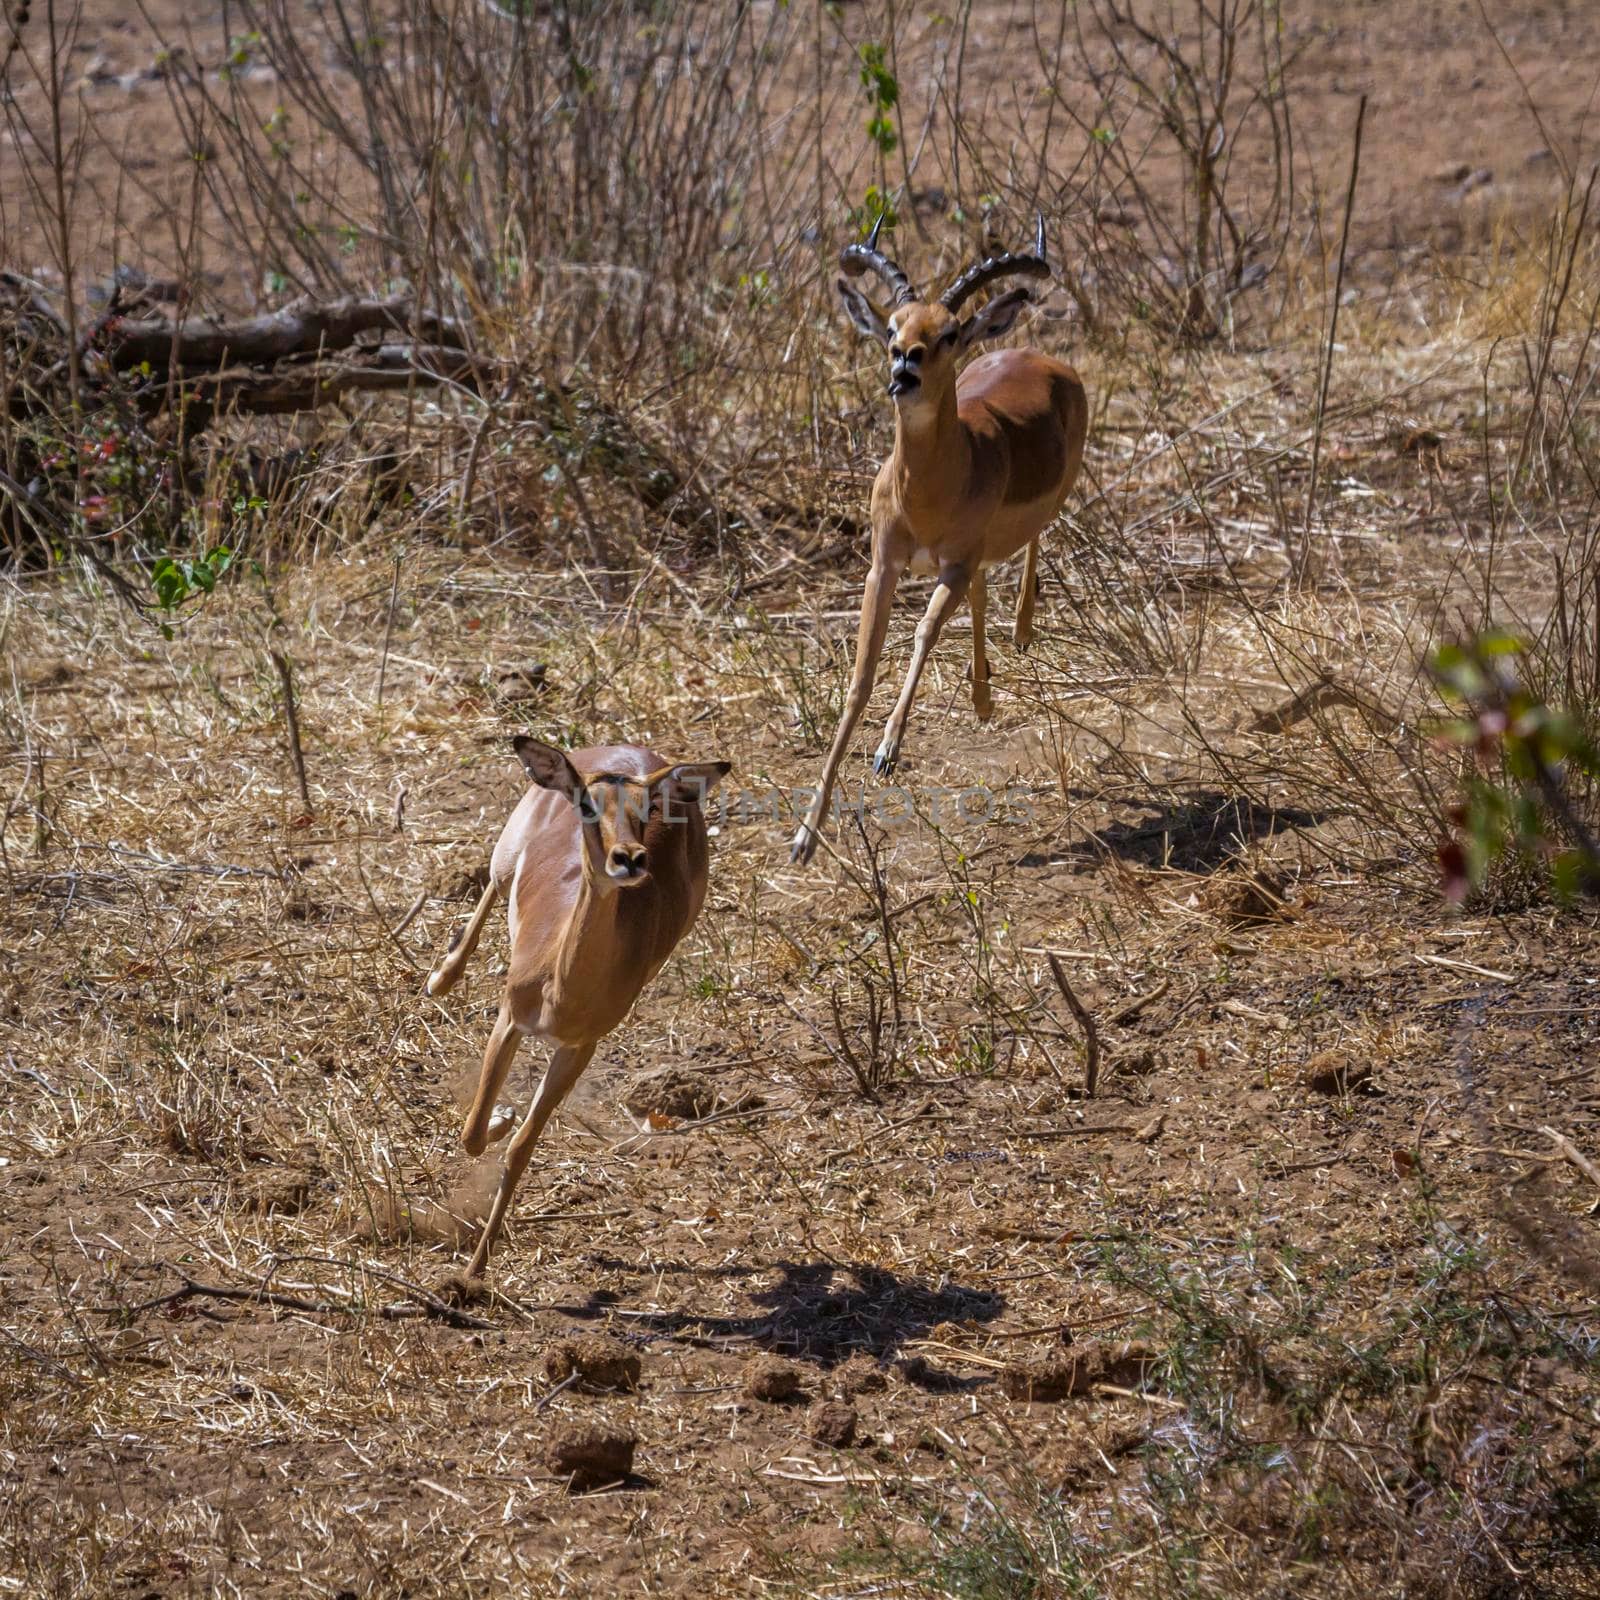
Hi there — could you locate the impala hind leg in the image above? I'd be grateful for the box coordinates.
[426,877,499,998]
[873,568,971,778]
[970,566,993,723]
[1014,538,1040,652]
[466,1042,596,1277]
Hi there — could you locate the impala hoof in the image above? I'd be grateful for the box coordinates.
[435,1268,488,1306]
[790,825,819,866]
[485,1102,518,1143]
[871,745,899,779]
[974,694,994,724]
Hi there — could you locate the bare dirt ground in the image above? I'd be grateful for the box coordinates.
[4,2,1600,1598]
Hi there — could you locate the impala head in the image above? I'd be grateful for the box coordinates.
[512,737,730,891]
[836,213,1053,411]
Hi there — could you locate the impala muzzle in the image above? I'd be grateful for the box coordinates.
[888,353,921,397]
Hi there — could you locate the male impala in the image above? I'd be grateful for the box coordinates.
[428,737,729,1279]
[790,216,1088,865]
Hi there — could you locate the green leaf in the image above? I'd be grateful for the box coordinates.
[1431,716,1481,747]
[1476,628,1526,658]
[1551,850,1589,903]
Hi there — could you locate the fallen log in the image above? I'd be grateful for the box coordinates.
[87,293,470,374]
[150,344,490,423]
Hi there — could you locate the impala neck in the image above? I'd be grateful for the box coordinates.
[552,865,628,1011]
[550,818,656,1014]
[892,382,969,527]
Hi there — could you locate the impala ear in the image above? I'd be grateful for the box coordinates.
[512,736,583,802]
[657,760,731,808]
[837,277,891,345]
[958,286,1034,349]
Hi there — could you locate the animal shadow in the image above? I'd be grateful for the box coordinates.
[1021,788,1326,874]
[556,1257,1004,1391]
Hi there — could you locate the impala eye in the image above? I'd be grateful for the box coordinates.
[578,793,601,823]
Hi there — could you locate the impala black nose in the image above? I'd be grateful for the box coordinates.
[888,355,922,397]
[607,845,649,881]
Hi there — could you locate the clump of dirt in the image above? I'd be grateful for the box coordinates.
[1001,1342,1160,1403]
[744,1354,804,1403]
[1203,867,1291,927]
[493,660,548,704]
[808,1401,857,1447]
[240,1168,317,1215]
[544,1333,642,1393]
[1304,1051,1373,1095]
[833,1353,888,1397]
[1034,1419,1151,1493]
[1108,1045,1162,1080]
[623,1067,721,1122]
[545,1422,636,1489]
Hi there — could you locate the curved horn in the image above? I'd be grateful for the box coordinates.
[839,211,919,308]
[940,213,1052,314]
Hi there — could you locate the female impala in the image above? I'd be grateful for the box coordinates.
[791,217,1088,865]
[428,737,729,1279]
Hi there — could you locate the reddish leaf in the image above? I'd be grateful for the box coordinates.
[1437,839,1469,904]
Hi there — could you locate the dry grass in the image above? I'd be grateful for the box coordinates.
[4,1,1600,1595]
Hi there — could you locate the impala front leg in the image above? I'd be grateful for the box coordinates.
[426,877,499,998]
[791,559,902,865]
[461,1000,525,1156]
[873,566,971,778]
[467,1040,596,1278]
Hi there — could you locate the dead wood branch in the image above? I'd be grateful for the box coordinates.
[8,286,491,436]
[1246,674,1402,736]
[270,650,313,815]
[153,345,490,422]
[89,293,466,374]
[1541,1126,1600,1198]
[1047,951,1101,1098]
[106,1272,494,1331]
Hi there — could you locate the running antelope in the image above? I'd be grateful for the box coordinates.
[790,217,1088,865]
[428,737,729,1278]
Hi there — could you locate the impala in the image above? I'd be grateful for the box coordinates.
[790,216,1088,865]
[428,737,729,1279]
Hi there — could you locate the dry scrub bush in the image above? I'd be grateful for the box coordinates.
[2,0,1310,588]
[997,0,1298,340]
